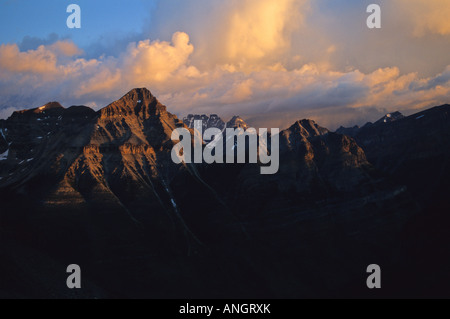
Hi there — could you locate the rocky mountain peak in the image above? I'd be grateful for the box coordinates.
[100,88,167,118]
[123,87,154,101]
[184,114,226,131]
[335,111,405,137]
[183,114,250,131]
[375,111,405,124]
[227,116,249,129]
[91,88,182,147]
[288,119,329,137]
[11,102,65,118]
[37,102,64,112]
[335,125,360,137]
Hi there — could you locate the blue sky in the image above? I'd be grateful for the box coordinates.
[0,0,156,48]
[0,0,449,129]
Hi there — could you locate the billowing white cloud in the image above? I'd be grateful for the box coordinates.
[75,32,200,97]
[219,0,306,64]
[150,0,309,71]
[0,32,201,109]
[0,40,83,74]
[0,43,59,74]
[123,32,195,83]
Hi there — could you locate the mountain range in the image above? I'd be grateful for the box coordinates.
[1,88,449,298]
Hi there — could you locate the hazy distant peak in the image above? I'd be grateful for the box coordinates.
[183,114,226,131]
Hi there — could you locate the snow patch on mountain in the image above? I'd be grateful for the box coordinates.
[375,111,405,124]
[0,128,6,140]
[0,149,9,161]
[184,114,226,131]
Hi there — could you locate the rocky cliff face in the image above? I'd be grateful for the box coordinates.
[334,105,450,297]
[0,89,187,215]
[0,102,96,192]
[336,105,450,204]
[354,106,449,173]
[0,89,447,298]
[335,125,360,137]
[53,88,188,220]
[278,119,369,192]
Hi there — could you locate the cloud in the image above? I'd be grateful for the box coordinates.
[18,33,69,51]
[0,40,83,76]
[0,43,59,74]
[157,63,450,130]
[0,0,449,131]
[75,32,201,98]
[0,32,201,111]
[150,0,308,71]
[123,32,195,83]
[284,0,450,78]
[397,0,450,37]
[49,41,83,57]
[220,0,306,64]
[1,31,449,130]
